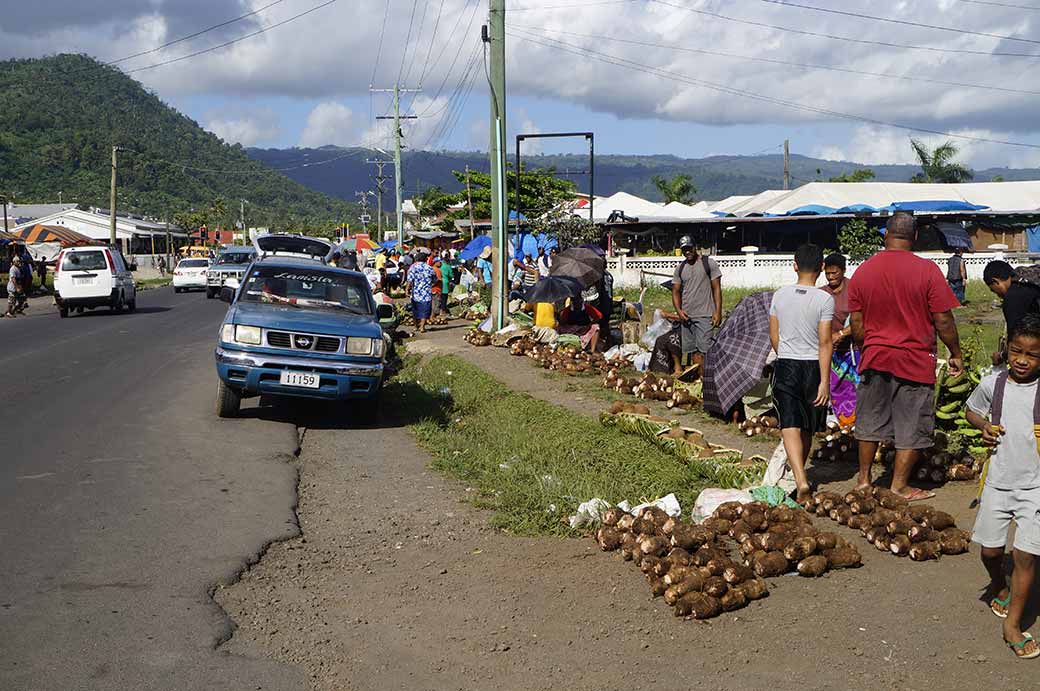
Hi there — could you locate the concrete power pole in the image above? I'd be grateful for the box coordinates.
[374,85,420,252]
[783,139,791,191]
[355,191,373,233]
[486,0,508,330]
[366,159,390,241]
[465,164,476,239]
[239,200,246,246]
[109,146,119,246]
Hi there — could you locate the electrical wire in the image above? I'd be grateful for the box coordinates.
[510,29,1040,150]
[954,0,1040,8]
[370,0,393,86]
[508,0,639,9]
[752,0,1040,45]
[418,0,448,84]
[511,24,1040,97]
[649,0,1040,59]
[411,0,482,113]
[402,0,432,88]
[397,0,421,85]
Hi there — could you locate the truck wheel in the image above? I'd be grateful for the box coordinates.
[112,293,125,313]
[216,379,241,418]
[59,306,68,318]
[206,287,216,299]
[127,296,137,312]
[174,287,182,294]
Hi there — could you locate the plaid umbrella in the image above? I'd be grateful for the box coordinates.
[550,247,606,288]
[702,290,775,416]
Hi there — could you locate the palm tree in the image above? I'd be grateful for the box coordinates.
[909,139,973,183]
[651,173,697,204]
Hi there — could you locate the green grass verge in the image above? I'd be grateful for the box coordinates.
[389,354,709,536]
[136,277,172,288]
[616,285,774,317]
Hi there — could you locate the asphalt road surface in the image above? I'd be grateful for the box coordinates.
[0,288,307,690]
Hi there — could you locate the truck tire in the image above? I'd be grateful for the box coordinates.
[206,287,216,299]
[216,379,241,418]
[112,293,125,313]
[59,306,68,318]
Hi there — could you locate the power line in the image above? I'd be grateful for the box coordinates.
[397,0,421,85]
[418,0,448,84]
[412,0,482,112]
[510,29,1040,150]
[752,0,1040,45]
[649,0,1040,59]
[508,0,638,9]
[124,0,340,76]
[401,0,432,88]
[512,24,1040,97]
[370,0,393,86]
[955,0,1040,9]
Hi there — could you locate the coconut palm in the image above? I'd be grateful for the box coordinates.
[909,139,973,183]
[651,173,697,204]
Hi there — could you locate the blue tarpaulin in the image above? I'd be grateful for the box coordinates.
[833,204,879,214]
[784,204,837,216]
[459,235,492,261]
[1027,226,1040,253]
[460,232,557,261]
[881,200,990,213]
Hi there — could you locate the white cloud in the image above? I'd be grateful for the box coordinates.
[299,102,355,147]
[206,108,280,147]
[814,126,1040,170]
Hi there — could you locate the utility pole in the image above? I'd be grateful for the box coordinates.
[783,139,791,191]
[366,158,391,241]
[374,85,420,251]
[465,164,476,239]
[485,1,508,330]
[355,191,373,233]
[2,195,8,232]
[239,200,246,246]
[110,146,120,246]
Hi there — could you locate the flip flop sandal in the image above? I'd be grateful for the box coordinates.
[903,488,937,503]
[1006,632,1039,659]
[992,592,1011,619]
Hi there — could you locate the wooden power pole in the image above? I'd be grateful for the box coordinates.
[465,164,476,239]
[783,139,791,191]
[109,146,119,246]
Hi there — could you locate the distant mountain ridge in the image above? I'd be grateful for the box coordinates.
[246,146,1040,203]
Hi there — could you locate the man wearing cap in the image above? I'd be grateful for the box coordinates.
[671,236,723,369]
[4,255,25,318]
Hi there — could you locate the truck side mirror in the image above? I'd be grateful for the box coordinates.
[376,303,394,320]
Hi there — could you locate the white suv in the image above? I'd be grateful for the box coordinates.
[53,246,137,318]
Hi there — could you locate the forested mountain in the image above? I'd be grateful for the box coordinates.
[248,146,1040,203]
[0,54,357,229]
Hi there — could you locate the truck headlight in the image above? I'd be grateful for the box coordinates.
[346,337,374,355]
[221,323,234,343]
[235,325,262,345]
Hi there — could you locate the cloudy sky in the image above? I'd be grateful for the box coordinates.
[4,0,1040,168]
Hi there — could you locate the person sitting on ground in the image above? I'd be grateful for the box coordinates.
[649,310,687,376]
[983,260,1040,365]
[558,295,603,352]
[848,211,962,502]
[947,246,968,304]
[965,313,1040,660]
[768,243,834,505]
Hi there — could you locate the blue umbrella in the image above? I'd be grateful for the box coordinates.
[459,235,492,261]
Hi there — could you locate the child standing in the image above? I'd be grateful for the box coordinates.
[966,313,1040,659]
[768,244,835,505]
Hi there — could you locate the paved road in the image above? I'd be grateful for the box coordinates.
[0,288,306,690]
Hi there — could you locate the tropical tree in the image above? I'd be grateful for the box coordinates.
[651,173,697,204]
[448,165,575,220]
[837,217,882,260]
[829,169,876,183]
[909,139,973,183]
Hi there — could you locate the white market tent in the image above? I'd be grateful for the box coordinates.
[726,181,1040,217]
[660,200,715,219]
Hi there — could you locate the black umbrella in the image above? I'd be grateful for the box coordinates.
[524,275,583,304]
[550,247,607,288]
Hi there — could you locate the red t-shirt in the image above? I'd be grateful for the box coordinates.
[847,250,960,384]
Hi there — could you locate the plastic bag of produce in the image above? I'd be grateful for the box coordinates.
[568,498,612,528]
[640,310,672,349]
[633,351,651,372]
[691,488,753,522]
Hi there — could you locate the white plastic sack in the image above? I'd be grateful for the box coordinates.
[478,316,494,333]
[762,441,796,492]
[691,488,753,522]
[632,351,651,372]
[567,498,611,529]
[630,493,682,518]
[640,309,672,349]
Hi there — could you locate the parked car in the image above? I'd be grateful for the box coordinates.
[172,258,211,293]
[53,245,137,318]
[213,234,394,418]
[206,247,257,299]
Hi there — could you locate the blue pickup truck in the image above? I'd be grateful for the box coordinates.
[213,234,394,418]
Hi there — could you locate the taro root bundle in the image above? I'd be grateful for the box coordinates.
[427,314,450,326]
[463,329,492,347]
[592,505,770,620]
[710,501,863,579]
[737,415,781,438]
[810,423,856,463]
[810,487,970,561]
[666,386,701,411]
[913,450,979,483]
[607,401,652,416]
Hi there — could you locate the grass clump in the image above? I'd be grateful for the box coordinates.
[388,354,708,537]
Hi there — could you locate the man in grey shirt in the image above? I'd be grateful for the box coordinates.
[671,236,722,370]
[768,244,834,504]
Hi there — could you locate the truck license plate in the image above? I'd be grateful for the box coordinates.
[279,371,320,388]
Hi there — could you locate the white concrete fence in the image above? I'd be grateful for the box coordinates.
[608,250,1039,289]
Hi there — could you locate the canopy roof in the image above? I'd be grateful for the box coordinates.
[11,224,93,246]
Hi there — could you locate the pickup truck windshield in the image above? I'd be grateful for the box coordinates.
[216,253,255,265]
[241,266,371,314]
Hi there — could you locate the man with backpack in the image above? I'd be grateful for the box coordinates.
[983,260,1040,364]
[670,236,723,370]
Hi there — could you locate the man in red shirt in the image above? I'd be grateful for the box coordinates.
[848,212,963,501]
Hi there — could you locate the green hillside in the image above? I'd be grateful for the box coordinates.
[0,54,357,230]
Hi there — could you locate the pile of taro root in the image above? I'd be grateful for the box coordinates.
[509,339,613,374]
[592,501,862,620]
[463,330,493,346]
[603,370,700,410]
[809,429,977,483]
[810,487,971,560]
[737,415,782,439]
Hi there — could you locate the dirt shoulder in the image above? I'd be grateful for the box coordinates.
[217,326,1038,691]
